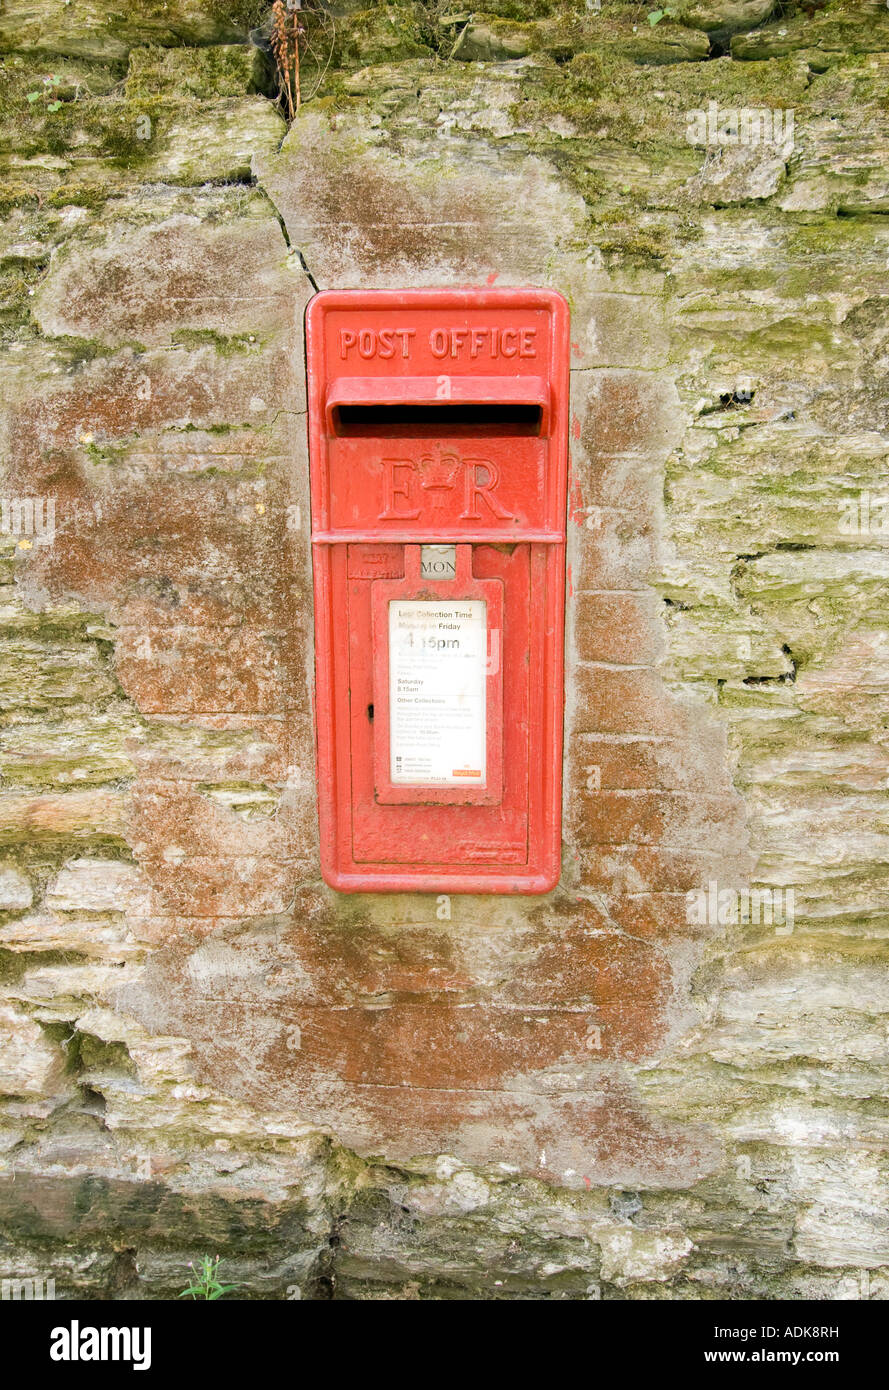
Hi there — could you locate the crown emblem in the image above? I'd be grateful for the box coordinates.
[418,451,461,501]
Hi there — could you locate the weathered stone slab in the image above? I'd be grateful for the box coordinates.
[125,42,272,99]
[46,856,152,914]
[0,0,256,64]
[0,1004,66,1095]
[34,206,293,347]
[0,862,33,909]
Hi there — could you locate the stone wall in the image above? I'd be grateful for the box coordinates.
[1,0,888,1299]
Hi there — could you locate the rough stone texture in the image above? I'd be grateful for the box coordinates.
[0,1005,67,1096]
[0,0,263,62]
[0,0,888,1300]
[0,863,32,909]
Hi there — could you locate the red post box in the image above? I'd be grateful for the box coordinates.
[306,287,569,893]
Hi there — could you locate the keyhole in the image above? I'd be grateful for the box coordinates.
[367,703,374,721]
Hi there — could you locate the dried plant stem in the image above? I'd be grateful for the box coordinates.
[271,0,302,121]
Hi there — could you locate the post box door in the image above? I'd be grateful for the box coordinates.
[306,288,569,893]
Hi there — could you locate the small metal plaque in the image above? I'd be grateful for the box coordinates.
[420,544,457,580]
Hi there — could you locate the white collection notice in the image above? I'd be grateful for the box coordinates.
[388,599,487,784]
